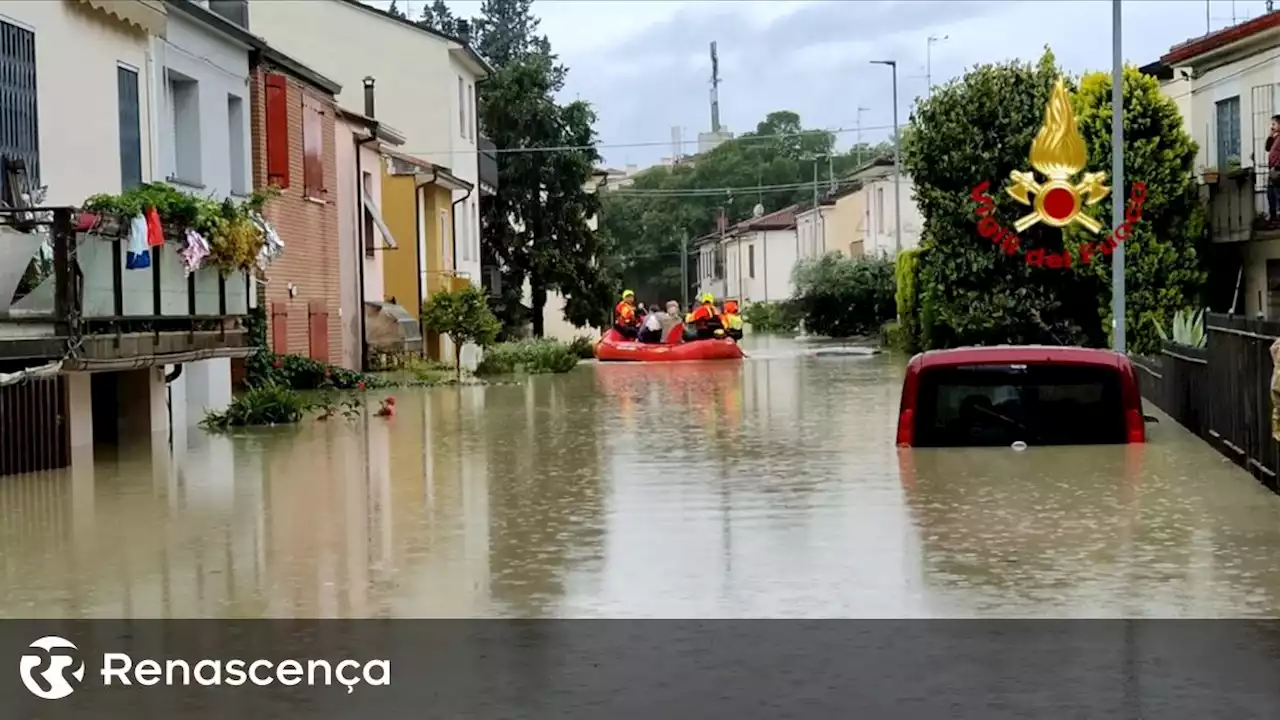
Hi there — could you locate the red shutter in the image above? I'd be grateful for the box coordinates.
[308,301,330,362]
[264,73,290,189]
[270,302,289,354]
[302,98,324,198]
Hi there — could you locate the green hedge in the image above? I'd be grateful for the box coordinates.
[792,254,896,338]
[742,301,801,334]
[893,249,924,353]
[475,339,580,376]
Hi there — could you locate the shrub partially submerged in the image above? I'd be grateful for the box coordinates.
[250,353,384,391]
[568,335,597,359]
[201,385,307,430]
[742,301,800,334]
[791,254,896,338]
[475,339,580,376]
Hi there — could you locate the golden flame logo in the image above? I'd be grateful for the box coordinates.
[1007,79,1109,233]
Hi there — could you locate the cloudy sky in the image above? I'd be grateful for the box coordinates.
[372,0,1272,167]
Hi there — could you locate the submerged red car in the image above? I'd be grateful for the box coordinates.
[896,345,1146,448]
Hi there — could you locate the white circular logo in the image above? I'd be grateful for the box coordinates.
[19,635,85,700]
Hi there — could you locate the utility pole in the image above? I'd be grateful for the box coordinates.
[827,153,836,194]
[855,106,869,165]
[872,60,903,256]
[811,160,819,259]
[926,35,948,99]
[680,230,690,309]
[1112,0,1125,352]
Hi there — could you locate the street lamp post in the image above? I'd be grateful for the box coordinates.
[871,60,902,256]
[926,35,948,99]
[1111,0,1125,352]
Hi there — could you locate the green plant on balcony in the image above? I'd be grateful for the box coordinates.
[81,183,279,275]
[1154,308,1206,349]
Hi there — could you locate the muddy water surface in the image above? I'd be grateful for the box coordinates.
[3,337,1280,618]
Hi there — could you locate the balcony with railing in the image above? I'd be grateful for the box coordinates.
[478,137,498,196]
[0,207,251,370]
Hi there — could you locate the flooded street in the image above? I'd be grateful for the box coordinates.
[5,337,1280,618]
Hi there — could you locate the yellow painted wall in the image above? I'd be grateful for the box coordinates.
[381,169,420,316]
[420,185,455,360]
[827,190,868,257]
[423,185,453,296]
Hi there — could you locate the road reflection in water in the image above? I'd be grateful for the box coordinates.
[2,338,1280,618]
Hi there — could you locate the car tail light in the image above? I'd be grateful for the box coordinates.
[896,409,915,446]
[1125,408,1145,444]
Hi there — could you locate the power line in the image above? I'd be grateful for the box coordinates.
[399,124,898,157]
[606,178,860,197]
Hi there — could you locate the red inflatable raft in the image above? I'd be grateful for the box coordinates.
[594,326,744,362]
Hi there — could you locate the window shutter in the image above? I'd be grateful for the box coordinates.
[264,73,289,188]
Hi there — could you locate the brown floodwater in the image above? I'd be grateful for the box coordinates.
[3,336,1280,618]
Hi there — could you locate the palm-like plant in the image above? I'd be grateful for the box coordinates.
[1154,309,1206,349]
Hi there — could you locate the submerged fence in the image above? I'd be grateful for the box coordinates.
[1134,313,1280,493]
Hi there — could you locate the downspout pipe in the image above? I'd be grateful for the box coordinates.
[355,77,379,371]
[451,187,472,279]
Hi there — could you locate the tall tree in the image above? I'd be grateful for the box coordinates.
[598,112,890,303]
[417,0,458,34]
[387,0,405,19]
[474,0,614,334]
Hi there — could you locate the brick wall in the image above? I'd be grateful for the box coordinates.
[249,63,342,364]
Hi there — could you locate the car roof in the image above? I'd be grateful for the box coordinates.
[907,345,1126,372]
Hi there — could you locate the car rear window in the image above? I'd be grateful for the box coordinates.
[912,363,1127,447]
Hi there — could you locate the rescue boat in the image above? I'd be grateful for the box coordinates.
[594,325,745,362]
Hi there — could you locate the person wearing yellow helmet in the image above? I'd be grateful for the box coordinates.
[613,290,639,339]
[688,293,723,339]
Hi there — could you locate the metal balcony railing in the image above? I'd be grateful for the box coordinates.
[1,206,250,365]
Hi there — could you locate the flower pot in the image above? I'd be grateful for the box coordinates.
[1202,171,1220,185]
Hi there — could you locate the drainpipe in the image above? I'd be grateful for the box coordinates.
[354,77,378,371]
[451,186,472,278]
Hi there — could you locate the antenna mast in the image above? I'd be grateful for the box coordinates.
[710,41,722,134]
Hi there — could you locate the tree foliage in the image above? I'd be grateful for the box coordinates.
[421,285,502,377]
[600,112,892,303]
[1069,67,1206,354]
[903,48,1204,353]
[791,254,897,338]
[467,0,615,335]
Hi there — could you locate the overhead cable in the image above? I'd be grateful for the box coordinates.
[400,124,898,157]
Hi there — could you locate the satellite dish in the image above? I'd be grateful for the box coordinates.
[752,203,764,218]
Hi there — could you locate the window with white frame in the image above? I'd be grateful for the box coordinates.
[876,187,885,235]
[1216,95,1242,172]
[168,70,202,184]
[466,83,474,141]
[227,94,246,194]
[458,76,465,138]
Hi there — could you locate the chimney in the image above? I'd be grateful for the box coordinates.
[362,77,376,119]
[456,19,470,42]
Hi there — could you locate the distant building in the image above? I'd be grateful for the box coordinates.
[697,205,801,304]
[697,130,734,154]
[824,156,922,259]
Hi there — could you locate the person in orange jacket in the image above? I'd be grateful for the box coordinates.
[613,290,639,339]
[687,293,723,340]
[720,299,744,341]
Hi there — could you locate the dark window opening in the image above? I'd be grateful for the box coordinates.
[913,364,1126,447]
[0,20,39,201]
[118,66,142,190]
[748,244,755,279]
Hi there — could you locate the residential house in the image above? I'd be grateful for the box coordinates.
[154,0,257,427]
[335,88,409,371]
[824,156,922,258]
[0,0,261,476]
[1154,13,1280,317]
[248,38,344,365]
[247,0,494,366]
[720,205,801,304]
[796,200,837,261]
[695,234,727,301]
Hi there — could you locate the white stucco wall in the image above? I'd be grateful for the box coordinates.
[796,206,835,261]
[863,177,923,258]
[152,10,251,197]
[0,1,153,205]
[722,228,798,304]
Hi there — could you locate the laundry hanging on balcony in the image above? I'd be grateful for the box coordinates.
[250,212,283,270]
[145,206,165,247]
[180,229,210,276]
[125,213,150,270]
